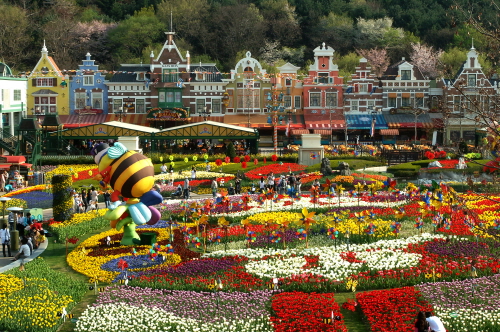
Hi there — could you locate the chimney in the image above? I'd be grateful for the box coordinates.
[186,51,190,72]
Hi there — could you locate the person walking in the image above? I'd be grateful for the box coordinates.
[8,211,15,231]
[191,167,197,180]
[0,224,11,257]
[235,178,241,195]
[211,179,218,198]
[183,177,190,199]
[81,189,88,212]
[103,191,111,208]
[16,212,25,237]
[91,188,99,211]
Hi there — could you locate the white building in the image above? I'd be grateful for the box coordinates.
[0,62,27,136]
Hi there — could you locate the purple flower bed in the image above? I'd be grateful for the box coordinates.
[95,286,274,323]
[138,257,238,277]
[418,274,500,311]
[250,229,299,248]
[10,191,53,209]
[425,240,500,259]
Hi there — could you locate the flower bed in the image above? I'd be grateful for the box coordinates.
[271,292,347,332]
[2,258,87,332]
[245,163,307,180]
[76,286,274,332]
[418,275,500,331]
[155,171,234,181]
[49,209,108,242]
[356,287,432,332]
[8,190,53,209]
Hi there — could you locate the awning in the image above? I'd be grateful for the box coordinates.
[291,129,310,135]
[313,129,331,135]
[304,111,345,130]
[0,156,26,164]
[189,116,225,123]
[0,164,11,169]
[60,114,108,126]
[384,112,433,128]
[380,129,400,136]
[224,114,305,129]
[345,113,388,129]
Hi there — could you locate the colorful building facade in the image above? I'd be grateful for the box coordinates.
[27,42,69,117]
[70,53,108,115]
[0,62,27,135]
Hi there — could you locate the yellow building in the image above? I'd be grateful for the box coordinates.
[27,41,69,117]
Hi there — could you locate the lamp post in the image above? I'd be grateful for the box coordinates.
[286,108,296,146]
[0,197,11,228]
[116,107,126,122]
[329,107,335,148]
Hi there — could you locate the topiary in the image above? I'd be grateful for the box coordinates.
[52,174,74,222]
[226,142,236,158]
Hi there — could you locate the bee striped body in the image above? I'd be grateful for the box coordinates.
[108,150,154,198]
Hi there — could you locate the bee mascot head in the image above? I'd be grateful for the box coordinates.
[92,142,162,245]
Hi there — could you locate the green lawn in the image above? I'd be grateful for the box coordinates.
[306,159,385,173]
[335,292,370,332]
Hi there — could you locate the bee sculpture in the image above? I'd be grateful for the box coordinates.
[92,143,162,245]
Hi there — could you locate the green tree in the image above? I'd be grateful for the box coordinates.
[439,47,467,78]
[0,3,30,69]
[259,0,301,47]
[107,6,165,63]
[312,13,356,53]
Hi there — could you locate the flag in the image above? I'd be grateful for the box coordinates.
[370,87,377,95]
[286,120,290,137]
[176,78,184,88]
[345,86,353,93]
[370,117,376,137]
[144,78,150,89]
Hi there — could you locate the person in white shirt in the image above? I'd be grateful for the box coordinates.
[0,224,11,257]
[160,163,167,174]
[12,238,30,261]
[425,312,446,332]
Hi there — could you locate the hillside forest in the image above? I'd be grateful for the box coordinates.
[1,0,500,79]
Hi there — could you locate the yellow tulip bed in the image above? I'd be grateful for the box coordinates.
[2,258,87,332]
[332,175,355,183]
[50,210,107,228]
[68,227,182,283]
[193,161,234,169]
[4,198,27,209]
[155,171,234,181]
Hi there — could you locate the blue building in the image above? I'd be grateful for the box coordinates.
[70,53,108,115]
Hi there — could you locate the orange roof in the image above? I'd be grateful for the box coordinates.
[47,56,63,77]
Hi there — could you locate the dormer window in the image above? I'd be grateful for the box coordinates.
[468,74,476,87]
[195,67,206,81]
[83,75,94,85]
[401,70,411,80]
[137,72,145,81]
[285,78,292,87]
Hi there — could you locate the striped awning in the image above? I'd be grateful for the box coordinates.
[59,113,107,126]
[313,129,332,135]
[291,129,310,135]
[307,122,344,129]
[345,114,388,129]
[380,129,400,136]
[384,112,433,129]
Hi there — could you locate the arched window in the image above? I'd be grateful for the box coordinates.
[244,67,253,79]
